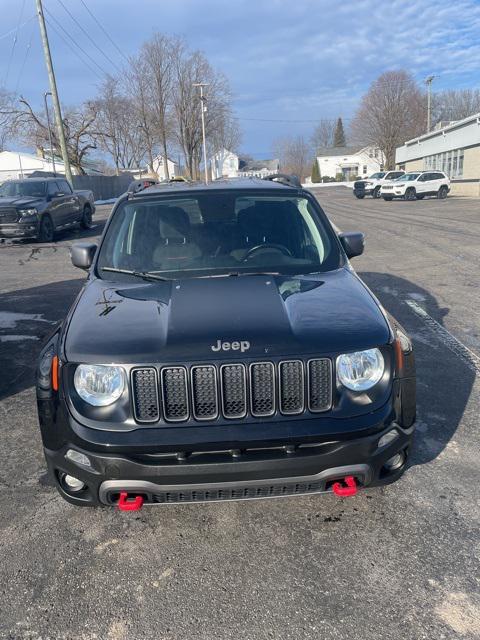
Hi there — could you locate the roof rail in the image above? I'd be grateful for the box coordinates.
[263,173,301,188]
[127,178,158,196]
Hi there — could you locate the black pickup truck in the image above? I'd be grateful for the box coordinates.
[0,177,95,242]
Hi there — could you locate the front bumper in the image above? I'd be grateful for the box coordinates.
[0,221,39,239]
[44,418,414,507]
[354,188,373,196]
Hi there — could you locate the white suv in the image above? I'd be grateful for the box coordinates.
[353,170,405,199]
[381,171,450,201]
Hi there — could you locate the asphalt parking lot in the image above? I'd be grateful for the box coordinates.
[0,189,479,640]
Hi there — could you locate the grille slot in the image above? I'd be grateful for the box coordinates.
[307,359,332,412]
[191,365,218,420]
[161,367,189,421]
[0,208,19,223]
[131,368,160,422]
[250,362,275,417]
[220,364,247,419]
[279,360,305,415]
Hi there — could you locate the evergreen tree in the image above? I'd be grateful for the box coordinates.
[333,117,346,147]
[311,158,320,183]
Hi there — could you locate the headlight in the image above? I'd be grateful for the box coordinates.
[74,364,125,406]
[395,183,405,188]
[19,208,38,218]
[337,348,385,391]
[364,182,373,186]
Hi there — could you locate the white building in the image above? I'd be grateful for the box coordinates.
[0,150,68,182]
[395,113,480,196]
[151,155,179,181]
[237,158,279,178]
[316,146,384,180]
[211,149,239,179]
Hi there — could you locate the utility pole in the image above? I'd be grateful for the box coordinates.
[425,75,436,132]
[35,0,73,185]
[44,92,56,176]
[193,83,209,184]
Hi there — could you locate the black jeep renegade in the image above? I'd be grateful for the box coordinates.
[36,176,415,509]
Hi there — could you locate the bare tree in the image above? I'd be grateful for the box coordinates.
[273,135,312,182]
[311,118,336,151]
[432,89,480,124]
[0,88,17,151]
[2,96,98,174]
[350,71,425,168]
[94,76,147,173]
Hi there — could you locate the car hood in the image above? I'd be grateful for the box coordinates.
[64,269,391,364]
[0,196,42,208]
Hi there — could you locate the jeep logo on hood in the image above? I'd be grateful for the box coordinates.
[211,339,250,353]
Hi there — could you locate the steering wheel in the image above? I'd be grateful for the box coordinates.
[242,243,292,262]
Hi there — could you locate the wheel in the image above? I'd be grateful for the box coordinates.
[80,204,93,229]
[355,194,365,199]
[37,215,55,242]
[383,197,393,201]
[405,188,416,201]
[438,186,448,199]
[373,186,381,199]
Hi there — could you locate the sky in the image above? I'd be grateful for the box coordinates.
[1,0,480,159]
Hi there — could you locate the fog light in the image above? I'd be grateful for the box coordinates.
[377,429,399,448]
[65,449,91,468]
[384,451,405,471]
[63,474,85,492]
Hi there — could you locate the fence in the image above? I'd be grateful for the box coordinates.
[72,174,134,201]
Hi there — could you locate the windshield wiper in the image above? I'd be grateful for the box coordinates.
[101,267,170,281]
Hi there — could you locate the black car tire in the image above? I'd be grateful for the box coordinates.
[80,204,93,229]
[373,187,381,199]
[438,186,448,199]
[383,196,393,201]
[355,194,365,199]
[405,188,416,201]
[416,195,425,200]
[37,215,55,243]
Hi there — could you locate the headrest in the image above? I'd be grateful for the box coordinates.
[157,206,190,240]
[238,201,297,234]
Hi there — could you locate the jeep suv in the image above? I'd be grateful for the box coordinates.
[353,170,405,199]
[36,176,416,509]
[380,171,450,201]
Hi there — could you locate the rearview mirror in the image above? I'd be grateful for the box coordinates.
[71,242,97,270]
[339,232,365,259]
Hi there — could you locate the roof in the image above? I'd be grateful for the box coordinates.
[316,146,363,157]
[6,176,59,182]
[403,111,480,146]
[130,177,299,197]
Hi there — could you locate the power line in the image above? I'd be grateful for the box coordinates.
[44,14,104,81]
[234,116,353,123]
[14,22,35,93]
[4,0,27,87]
[43,7,110,78]
[78,0,130,64]
[0,14,34,42]
[55,0,122,73]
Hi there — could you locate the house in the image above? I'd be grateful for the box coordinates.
[151,155,179,181]
[0,150,68,182]
[395,113,480,196]
[211,149,239,179]
[315,146,384,180]
[237,158,279,178]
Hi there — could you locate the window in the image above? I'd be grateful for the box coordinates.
[47,181,59,196]
[96,192,340,280]
[424,148,464,177]
[56,179,72,194]
[0,180,46,197]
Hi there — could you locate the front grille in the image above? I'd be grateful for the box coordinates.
[0,208,19,223]
[221,364,247,418]
[161,367,189,421]
[152,480,325,503]
[130,358,332,424]
[354,181,365,189]
[131,368,159,422]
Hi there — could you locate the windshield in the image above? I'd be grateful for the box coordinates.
[96,191,340,280]
[369,172,385,179]
[401,173,420,182]
[0,181,46,198]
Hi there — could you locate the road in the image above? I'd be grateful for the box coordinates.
[0,190,479,639]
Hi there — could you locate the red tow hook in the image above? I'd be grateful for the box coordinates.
[117,491,144,511]
[332,475,358,497]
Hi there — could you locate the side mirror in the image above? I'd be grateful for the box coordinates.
[55,192,65,197]
[71,242,97,270]
[339,232,365,259]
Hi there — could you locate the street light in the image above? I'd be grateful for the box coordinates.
[193,83,209,184]
[44,91,56,176]
[425,75,436,132]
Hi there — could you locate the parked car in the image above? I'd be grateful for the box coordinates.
[36,175,416,509]
[381,171,450,201]
[0,177,95,242]
[353,170,405,199]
